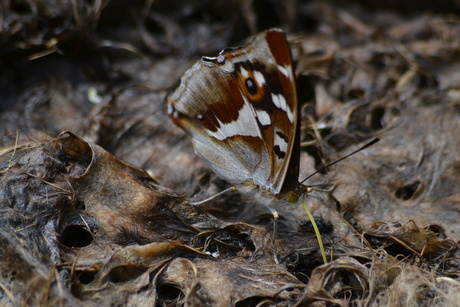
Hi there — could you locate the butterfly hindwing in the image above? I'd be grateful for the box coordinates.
[168,29,299,197]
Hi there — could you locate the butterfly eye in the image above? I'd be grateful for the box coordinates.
[196,114,204,121]
[244,77,258,95]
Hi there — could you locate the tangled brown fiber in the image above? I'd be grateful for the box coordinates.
[1,0,459,306]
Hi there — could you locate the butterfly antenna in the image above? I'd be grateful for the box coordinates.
[299,137,380,186]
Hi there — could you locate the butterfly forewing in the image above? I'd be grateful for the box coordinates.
[168,29,299,197]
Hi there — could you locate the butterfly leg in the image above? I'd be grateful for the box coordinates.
[268,207,280,244]
[267,206,281,263]
[189,186,237,205]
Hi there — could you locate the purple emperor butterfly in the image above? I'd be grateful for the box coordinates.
[167,29,301,204]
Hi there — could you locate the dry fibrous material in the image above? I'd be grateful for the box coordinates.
[0,132,306,305]
[1,0,459,306]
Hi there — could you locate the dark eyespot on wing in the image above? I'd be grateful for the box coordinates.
[245,78,258,95]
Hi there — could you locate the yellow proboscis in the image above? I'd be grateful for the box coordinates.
[301,200,328,264]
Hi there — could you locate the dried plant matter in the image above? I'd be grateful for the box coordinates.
[1,0,460,306]
[0,132,305,306]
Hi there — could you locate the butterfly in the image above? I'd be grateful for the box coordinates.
[167,28,302,205]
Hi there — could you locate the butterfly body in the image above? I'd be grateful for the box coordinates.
[167,29,301,203]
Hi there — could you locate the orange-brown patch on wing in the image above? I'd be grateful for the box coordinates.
[235,69,265,103]
[191,76,245,133]
[279,74,297,116]
[221,47,253,62]
[266,31,291,67]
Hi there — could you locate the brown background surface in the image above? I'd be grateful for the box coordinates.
[1,0,459,306]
